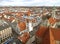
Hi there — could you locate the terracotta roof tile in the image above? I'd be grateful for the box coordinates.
[16,12,23,17]
[18,32,30,43]
[48,17,56,24]
[26,10,31,16]
[50,28,60,40]
[35,26,48,38]
[18,21,26,31]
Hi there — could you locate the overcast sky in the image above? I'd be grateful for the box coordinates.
[0,0,60,6]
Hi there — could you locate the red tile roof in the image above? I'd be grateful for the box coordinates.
[16,12,23,17]
[35,26,48,38]
[26,10,31,16]
[18,21,26,31]
[18,32,30,43]
[50,28,60,40]
[48,17,56,24]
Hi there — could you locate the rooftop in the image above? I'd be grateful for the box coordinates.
[18,32,30,43]
[50,28,60,40]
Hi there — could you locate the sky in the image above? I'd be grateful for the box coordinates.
[0,0,60,6]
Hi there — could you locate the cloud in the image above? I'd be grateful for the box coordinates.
[0,0,60,6]
[0,0,13,2]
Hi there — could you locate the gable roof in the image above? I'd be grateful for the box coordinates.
[35,26,48,38]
